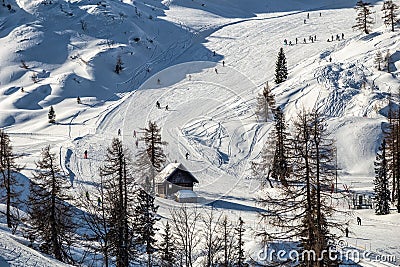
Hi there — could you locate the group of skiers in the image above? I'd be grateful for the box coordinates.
[327,33,345,42]
[156,100,169,110]
[284,34,318,46]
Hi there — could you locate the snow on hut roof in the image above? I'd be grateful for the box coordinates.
[154,163,199,184]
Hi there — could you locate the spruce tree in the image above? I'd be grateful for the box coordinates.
[48,106,56,123]
[158,222,176,267]
[353,1,374,34]
[382,0,399,32]
[132,188,159,266]
[27,146,76,263]
[274,48,288,84]
[0,130,22,230]
[374,140,391,215]
[255,82,276,122]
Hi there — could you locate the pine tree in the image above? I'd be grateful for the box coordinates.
[138,121,167,193]
[353,1,374,34]
[382,0,399,32]
[0,130,22,230]
[48,106,56,123]
[274,48,288,84]
[374,51,383,70]
[133,188,159,266]
[234,217,246,267]
[158,222,176,267]
[374,140,391,215]
[255,82,276,122]
[27,146,76,263]
[100,138,135,267]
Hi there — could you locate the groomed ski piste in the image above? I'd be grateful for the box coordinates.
[0,0,399,266]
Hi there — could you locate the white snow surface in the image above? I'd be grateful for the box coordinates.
[0,0,399,266]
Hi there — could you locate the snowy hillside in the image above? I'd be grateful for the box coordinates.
[0,0,399,266]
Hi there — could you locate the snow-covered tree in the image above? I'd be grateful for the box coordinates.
[274,48,288,84]
[27,146,76,263]
[48,106,56,123]
[374,140,391,215]
[353,1,374,34]
[382,0,399,32]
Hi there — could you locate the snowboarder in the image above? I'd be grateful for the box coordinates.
[84,150,88,159]
[185,152,189,160]
[86,191,90,201]
[165,105,169,111]
[20,87,24,93]
[222,60,225,67]
[118,129,121,136]
[215,68,218,74]
[156,101,161,109]
[97,197,101,207]
[357,217,361,225]
[345,227,349,237]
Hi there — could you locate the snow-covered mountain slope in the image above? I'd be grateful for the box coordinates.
[0,0,399,265]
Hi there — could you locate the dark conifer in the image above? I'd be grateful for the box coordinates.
[374,140,391,215]
[274,48,288,84]
[27,146,76,263]
[353,1,374,34]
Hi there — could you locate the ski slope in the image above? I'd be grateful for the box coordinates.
[0,0,399,266]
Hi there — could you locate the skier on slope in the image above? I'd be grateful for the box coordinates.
[156,101,161,109]
[185,152,189,160]
[84,150,88,159]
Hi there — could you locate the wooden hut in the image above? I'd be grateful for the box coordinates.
[155,163,199,197]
